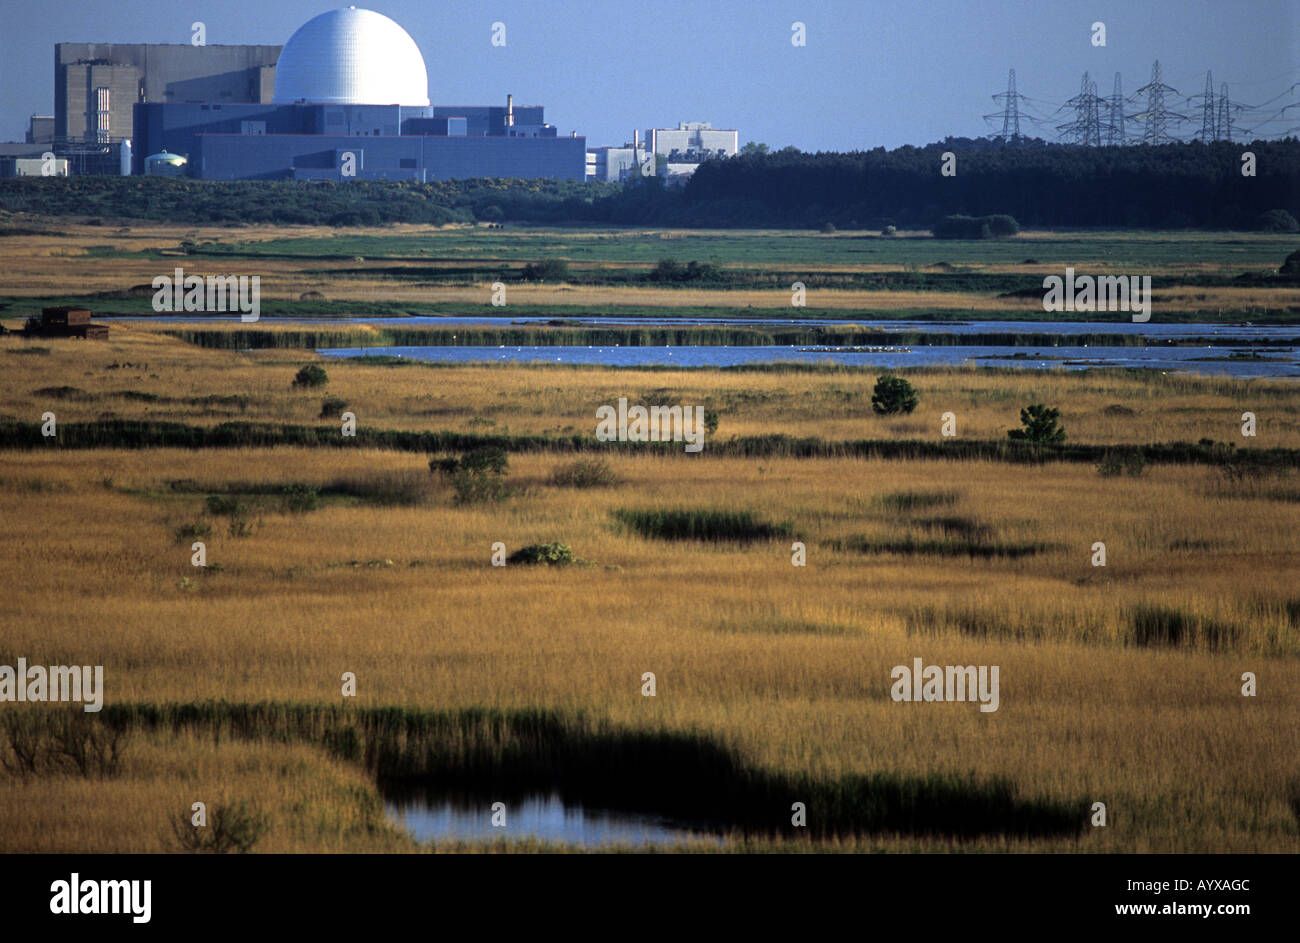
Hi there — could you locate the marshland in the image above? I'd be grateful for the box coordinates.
[0,221,1297,852]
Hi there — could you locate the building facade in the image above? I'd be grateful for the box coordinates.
[54,43,281,145]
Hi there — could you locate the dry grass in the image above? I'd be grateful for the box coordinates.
[2,325,1297,446]
[0,342,1297,852]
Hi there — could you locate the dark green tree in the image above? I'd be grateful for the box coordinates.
[871,375,919,415]
[1009,404,1066,445]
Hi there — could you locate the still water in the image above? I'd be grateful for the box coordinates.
[385,792,723,848]
[318,342,1300,377]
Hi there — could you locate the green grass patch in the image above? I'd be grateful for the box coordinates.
[1128,604,1241,651]
[829,536,1049,559]
[612,508,793,543]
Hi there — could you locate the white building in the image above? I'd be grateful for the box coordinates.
[587,122,738,182]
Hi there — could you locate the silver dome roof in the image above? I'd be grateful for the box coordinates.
[273,7,430,106]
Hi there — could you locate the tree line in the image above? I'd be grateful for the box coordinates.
[0,137,1296,230]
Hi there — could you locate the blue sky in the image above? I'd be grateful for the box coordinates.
[1,0,1297,148]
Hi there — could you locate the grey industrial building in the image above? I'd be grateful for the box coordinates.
[587,122,738,182]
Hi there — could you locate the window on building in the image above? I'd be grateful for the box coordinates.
[95,88,110,142]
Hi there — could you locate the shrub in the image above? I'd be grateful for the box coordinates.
[932,214,1019,239]
[933,215,991,239]
[204,494,245,517]
[550,459,620,488]
[506,542,574,565]
[1008,404,1065,445]
[1,712,127,779]
[170,799,269,854]
[320,396,348,418]
[1279,249,1300,276]
[292,364,328,389]
[704,409,719,436]
[281,483,319,512]
[174,520,212,544]
[985,214,1020,237]
[432,446,511,504]
[646,259,724,283]
[820,221,837,234]
[881,225,897,237]
[1255,209,1299,233]
[871,374,918,415]
[1097,452,1124,477]
[460,446,509,476]
[520,259,570,281]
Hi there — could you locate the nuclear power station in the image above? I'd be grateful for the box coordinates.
[33,7,587,181]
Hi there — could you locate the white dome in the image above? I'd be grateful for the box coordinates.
[273,7,430,106]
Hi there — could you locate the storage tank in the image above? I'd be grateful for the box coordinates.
[120,139,132,176]
[145,150,187,177]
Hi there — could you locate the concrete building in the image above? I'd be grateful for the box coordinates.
[130,8,584,181]
[0,156,69,177]
[644,122,738,162]
[588,123,738,182]
[587,145,644,183]
[26,116,54,145]
[646,122,737,179]
[54,42,281,145]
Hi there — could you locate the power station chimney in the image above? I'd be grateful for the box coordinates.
[506,94,514,128]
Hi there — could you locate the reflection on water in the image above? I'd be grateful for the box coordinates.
[318,343,1300,377]
[386,792,723,848]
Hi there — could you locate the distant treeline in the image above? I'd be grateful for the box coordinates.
[0,137,1297,229]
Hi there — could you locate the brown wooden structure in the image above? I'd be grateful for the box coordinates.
[25,307,109,339]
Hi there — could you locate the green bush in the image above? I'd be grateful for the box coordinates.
[205,494,245,517]
[174,521,212,544]
[549,459,620,488]
[1097,452,1124,477]
[647,259,724,283]
[320,396,348,418]
[292,364,328,389]
[1279,248,1300,275]
[282,483,320,512]
[432,446,512,504]
[871,374,919,415]
[170,799,269,854]
[985,214,1021,237]
[506,542,575,565]
[1008,404,1066,445]
[932,214,1019,239]
[1256,209,1299,233]
[521,259,571,281]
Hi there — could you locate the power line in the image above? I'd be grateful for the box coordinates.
[984,69,1027,143]
[1106,73,1127,146]
[1132,60,1187,145]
